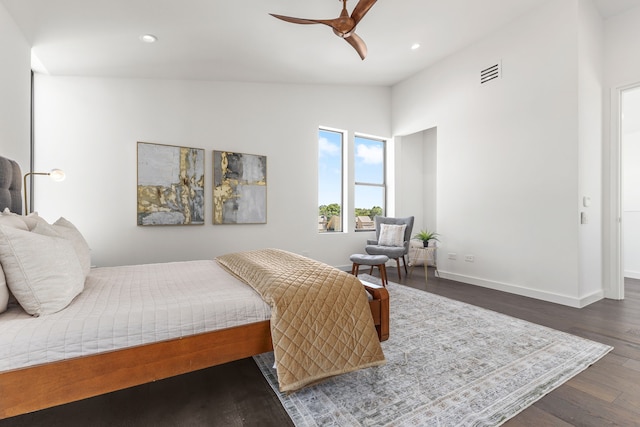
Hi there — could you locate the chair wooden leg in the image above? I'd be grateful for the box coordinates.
[402,255,408,275]
[369,266,374,275]
[352,263,360,276]
[395,258,402,280]
[379,264,388,286]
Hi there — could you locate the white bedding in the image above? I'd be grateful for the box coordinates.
[0,260,271,372]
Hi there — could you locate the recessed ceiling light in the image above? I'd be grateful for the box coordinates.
[411,43,421,50]
[139,34,158,43]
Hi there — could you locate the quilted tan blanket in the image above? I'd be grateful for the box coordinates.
[216,248,385,392]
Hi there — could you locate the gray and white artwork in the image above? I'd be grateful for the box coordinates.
[213,151,267,224]
[137,142,205,225]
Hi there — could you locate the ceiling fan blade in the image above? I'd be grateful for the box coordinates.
[350,0,377,25]
[270,14,337,28]
[344,32,367,60]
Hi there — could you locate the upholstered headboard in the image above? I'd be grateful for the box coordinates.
[0,156,22,214]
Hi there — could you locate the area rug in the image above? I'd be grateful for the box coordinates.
[254,276,613,426]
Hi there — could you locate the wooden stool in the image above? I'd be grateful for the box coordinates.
[350,254,389,286]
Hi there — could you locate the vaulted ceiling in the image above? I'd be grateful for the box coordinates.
[2,0,639,86]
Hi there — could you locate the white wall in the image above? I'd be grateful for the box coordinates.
[602,4,640,298]
[603,6,640,86]
[624,127,640,277]
[423,129,438,233]
[396,128,437,236]
[33,75,390,268]
[392,0,601,306]
[623,97,640,278]
[0,3,30,170]
[577,0,603,303]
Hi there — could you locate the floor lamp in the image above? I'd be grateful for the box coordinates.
[23,169,66,214]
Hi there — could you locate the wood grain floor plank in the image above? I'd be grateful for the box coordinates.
[565,374,621,403]
[614,391,640,413]
[535,383,640,426]
[623,357,640,373]
[502,404,573,427]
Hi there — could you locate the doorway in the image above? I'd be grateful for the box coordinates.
[622,85,640,282]
[395,127,437,231]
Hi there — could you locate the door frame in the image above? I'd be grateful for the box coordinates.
[606,82,640,300]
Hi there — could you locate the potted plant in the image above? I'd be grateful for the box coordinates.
[413,229,439,247]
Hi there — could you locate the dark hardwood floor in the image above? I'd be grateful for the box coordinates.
[404,268,640,427]
[2,267,639,426]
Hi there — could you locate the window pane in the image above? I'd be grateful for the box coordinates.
[318,129,343,233]
[355,185,384,230]
[354,136,385,230]
[354,136,384,184]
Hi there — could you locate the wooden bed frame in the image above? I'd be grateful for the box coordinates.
[0,283,388,419]
[0,155,390,419]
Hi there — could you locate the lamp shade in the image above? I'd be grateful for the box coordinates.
[49,169,66,182]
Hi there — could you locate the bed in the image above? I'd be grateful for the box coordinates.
[0,155,389,419]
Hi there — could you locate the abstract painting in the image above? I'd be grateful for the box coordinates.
[213,150,267,224]
[137,142,205,225]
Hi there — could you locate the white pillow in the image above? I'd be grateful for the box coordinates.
[0,225,85,316]
[378,223,407,247]
[52,217,91,278]
[0,263,7,314]
[0,209,26,313]
[30,218,91,279]
[0,208,29,231]
[22,212,48,231]
[0,209,47,231]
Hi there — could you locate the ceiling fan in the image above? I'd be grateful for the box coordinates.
[270,0,378,60]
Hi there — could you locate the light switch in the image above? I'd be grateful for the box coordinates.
[583,196,591,207]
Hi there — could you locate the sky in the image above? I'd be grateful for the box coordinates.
[318,129,384,213]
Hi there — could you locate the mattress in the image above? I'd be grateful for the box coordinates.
[0,260,271,372]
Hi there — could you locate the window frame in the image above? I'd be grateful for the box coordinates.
[317,127,346,233]
[354,134,387,231]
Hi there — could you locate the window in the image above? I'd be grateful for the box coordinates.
[354,136,385,230]
[318,128,343,233]
[318,129,386,233]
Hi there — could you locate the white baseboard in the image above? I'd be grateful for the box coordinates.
[624,270,640,280]
[340,264,604,308]
[437,271,603,308]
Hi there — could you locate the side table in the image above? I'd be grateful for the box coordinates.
[408,246,438,283]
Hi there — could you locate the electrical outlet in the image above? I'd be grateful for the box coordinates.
[465,255,475,262]
[448,253,457,260]
[580,212,588,224]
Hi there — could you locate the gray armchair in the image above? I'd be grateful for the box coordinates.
[365,216,414,280]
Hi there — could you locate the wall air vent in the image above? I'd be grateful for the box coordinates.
[480,62,501,85]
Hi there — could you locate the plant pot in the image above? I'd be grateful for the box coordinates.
[423,240,429,247]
